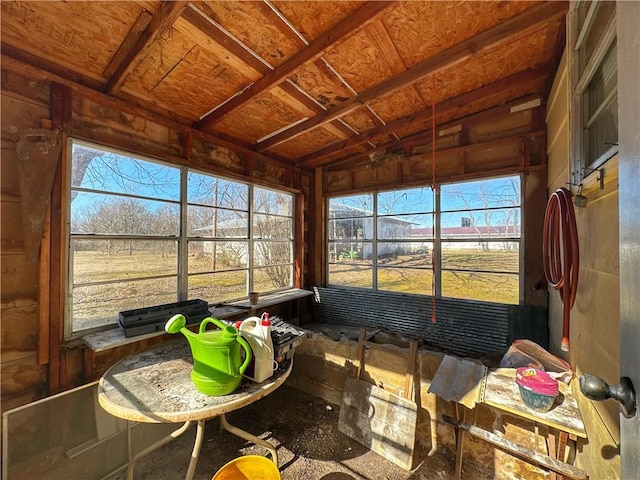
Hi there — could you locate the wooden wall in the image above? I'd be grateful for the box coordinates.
[0,65,312,416]
[545,51,621,478]
[1,70,52,413]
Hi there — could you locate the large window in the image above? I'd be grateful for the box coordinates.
[327,175,521,304]
[440,177,521,303]
[67,140,293,337]
[570,1,617,184]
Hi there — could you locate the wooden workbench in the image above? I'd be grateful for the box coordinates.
[483,368,586,439]
[430,357,587,480]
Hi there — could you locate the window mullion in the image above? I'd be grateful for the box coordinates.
[248,186,254,293]
[434,189,442,298]
[372,194,378,291]
[179,166,189,301]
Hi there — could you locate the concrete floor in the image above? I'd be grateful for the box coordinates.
[108,383,492,480]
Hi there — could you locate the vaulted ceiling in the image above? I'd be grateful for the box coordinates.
[1,1,567,172]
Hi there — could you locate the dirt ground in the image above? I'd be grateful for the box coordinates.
[109,383,493,480]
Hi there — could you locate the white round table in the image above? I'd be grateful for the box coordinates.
[98,340,292,480]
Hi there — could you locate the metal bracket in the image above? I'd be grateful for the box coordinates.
[583,167,604,189]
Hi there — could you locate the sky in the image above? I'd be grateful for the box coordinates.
[330,176,521,229]
[71,141,520,231]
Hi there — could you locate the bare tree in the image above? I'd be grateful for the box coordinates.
[445,179,520,252]
[253,188,293,288]
[74,197,175,255]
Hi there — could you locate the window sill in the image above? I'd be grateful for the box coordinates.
[82,288,313,353]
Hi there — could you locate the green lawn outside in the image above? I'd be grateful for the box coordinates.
[329,250,519,304]
[72,249,518,331]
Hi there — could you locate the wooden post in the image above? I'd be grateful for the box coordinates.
[37,207,51,365]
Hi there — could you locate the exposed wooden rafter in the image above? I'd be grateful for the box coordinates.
[252,2,369,141]
[297,65,548,167]
[184,4,350,141]
[182,5,269,75]
[254,1,567,153]
[102,9,153,80]
[323,95,545,171]
[105,1,189,94]
[195,1,396,130]
[258,3,394,146]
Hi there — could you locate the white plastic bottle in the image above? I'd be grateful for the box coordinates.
[239,313,274,383]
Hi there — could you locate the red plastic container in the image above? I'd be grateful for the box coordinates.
[515,367,559,412]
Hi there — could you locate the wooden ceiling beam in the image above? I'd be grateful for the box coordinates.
[1,42,104,91]
[254,2,393,147]
[255,3,365,142]
[297,65,548,166]
[183,7,313,120]
[322,95,545,171]
[195,1,396,130]
[255,3,392,147]
[255,1,567,153]
[182,5,270,75]
[105,1,189,95]
[184,4,350,141]
[102,9,153,80]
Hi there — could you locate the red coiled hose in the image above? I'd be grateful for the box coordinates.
[543,187,579,352]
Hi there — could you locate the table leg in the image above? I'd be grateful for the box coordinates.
[126,421,193,480]
[185,420,206,480]
[220,413,278,465]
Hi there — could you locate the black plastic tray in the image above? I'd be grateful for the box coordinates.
[118,299,209,338]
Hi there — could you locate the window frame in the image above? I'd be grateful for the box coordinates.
[569,0,618,186]
[65,138,294,339]
[326,174,523,304]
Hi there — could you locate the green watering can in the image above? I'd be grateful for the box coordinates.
[165,314,252,396]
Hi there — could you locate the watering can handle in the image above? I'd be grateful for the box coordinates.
[199,316,227,333]
[237,335,252,375]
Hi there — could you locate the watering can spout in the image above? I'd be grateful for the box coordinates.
[165,314,201,356]
[166,313,195,338]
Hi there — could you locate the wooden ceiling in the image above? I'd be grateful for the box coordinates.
[1,1,567,172]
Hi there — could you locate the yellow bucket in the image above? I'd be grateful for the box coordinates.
[212,455,281,480]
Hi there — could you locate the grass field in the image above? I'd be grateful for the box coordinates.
[71,251,286,330]
[72,249,518,331]
[329,250,519,304]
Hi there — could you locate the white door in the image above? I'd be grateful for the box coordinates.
[618,1,640,478]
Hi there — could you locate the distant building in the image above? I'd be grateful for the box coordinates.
[329,203,414,260]
[412,217,520,250]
